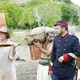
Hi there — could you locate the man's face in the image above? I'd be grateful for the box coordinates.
[0,32,6,41]
[47,33,54,42]
[55,25,65,36]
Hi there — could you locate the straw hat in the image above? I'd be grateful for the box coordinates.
[0,13,8,33]
[0,13,6,26]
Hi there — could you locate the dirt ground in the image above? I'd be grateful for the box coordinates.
[15,45,38,80]
[16,61,38,80]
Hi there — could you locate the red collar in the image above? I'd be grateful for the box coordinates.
[60,34,69,39]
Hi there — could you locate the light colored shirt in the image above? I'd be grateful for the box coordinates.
[0,40,16,80]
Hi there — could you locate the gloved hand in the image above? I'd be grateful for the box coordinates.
[48,65,53,75]
[58,56,64,63]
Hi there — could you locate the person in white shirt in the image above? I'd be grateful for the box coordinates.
[33,31,55,80]
[0,26,17,80]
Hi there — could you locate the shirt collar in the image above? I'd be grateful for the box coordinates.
[60,33,69,39]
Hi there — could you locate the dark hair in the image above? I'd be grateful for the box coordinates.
[46,31,55,36]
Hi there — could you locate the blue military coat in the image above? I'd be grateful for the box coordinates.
[51,34,80,78]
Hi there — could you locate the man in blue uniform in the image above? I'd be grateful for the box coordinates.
[51,20,80,80]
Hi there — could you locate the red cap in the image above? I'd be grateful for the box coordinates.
[54,20,68,27]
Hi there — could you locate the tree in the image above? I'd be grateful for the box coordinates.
[0,0,11,1]
[61,0,71,4]
[0,1,22,28]
[61,3,79,24]
[23,0,61,28]
[0,0,79,29]
[37,2,61,27]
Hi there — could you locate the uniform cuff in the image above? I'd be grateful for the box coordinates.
[49,66,53,71]
[63,54,68,62]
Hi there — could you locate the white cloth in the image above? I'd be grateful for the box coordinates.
[37,42,53,80]
[37,64,51,80]
[0,46,16,80]
[77,69,80,80]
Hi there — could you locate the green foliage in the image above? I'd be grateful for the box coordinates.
[0,0,79,29]
[61,0,71,4]
[0,1,22,28]
[0,0,11,1]
[22,0,61,27]
[61,4,72,22]
[53,0,71,4]
[21,0,51,28]
[61,3,79,25]
[37,2,61,27]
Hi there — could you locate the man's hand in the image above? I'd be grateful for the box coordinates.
[33,42,41,49]
[58,56,64,63]
[13,43,17,48]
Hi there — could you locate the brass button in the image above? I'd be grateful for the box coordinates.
[65,44,66,46]
[65,39,67,41]
[64,49,66,51]
[57,49,59,51]
[58,44,60,46]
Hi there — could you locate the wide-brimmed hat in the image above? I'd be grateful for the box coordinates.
[0,26,8,33]
[0,13,6,26]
